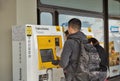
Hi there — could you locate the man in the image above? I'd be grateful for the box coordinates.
[59,18,88,81]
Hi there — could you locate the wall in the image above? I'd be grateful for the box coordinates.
[0,0,37,81]
[16,0,37,25]
[0,0,16,81]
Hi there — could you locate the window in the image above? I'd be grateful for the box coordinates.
[108,19,120,77]
[40,0,103,12]
[40,12,52,25]
[109,0,120,16]
[59,14,104,43]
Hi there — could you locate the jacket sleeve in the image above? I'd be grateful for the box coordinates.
[59,40,72,69]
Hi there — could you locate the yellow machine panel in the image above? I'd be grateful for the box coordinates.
[37,36,62,70]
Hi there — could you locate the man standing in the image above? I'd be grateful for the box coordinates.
[59,18,89,81]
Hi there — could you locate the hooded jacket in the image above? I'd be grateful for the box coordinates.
[59,31,88,81]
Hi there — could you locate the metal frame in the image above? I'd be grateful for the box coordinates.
[37,0,103,18]
[37,0,106,27]
[37,7,104,26]
[37,0,120,19]
[103,0,109,67]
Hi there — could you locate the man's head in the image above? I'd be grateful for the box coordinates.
[68,18,81,34]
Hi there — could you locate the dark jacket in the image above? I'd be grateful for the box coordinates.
[94,44,108,71]
[59,31,88,81]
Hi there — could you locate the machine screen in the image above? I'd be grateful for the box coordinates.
[40,49,54,62]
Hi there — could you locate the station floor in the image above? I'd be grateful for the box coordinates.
[109,76,120,81]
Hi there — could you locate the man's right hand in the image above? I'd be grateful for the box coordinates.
[52,60,59,65]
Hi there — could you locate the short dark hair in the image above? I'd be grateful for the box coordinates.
[68,18,81,30]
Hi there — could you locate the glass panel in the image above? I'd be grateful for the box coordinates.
[109,19,120,77]
[59,14,104,44]
[40,0,103,12]
[109,0,120,16]
[40,12,52,25]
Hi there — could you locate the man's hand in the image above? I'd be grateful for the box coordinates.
[52,60,59,65]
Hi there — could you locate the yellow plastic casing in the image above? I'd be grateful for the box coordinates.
[37,36,62,70]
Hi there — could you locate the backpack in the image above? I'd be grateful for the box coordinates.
[72,39,101,81]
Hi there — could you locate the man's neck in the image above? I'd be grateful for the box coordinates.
[70,30,79,34]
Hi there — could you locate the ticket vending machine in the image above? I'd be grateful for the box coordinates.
[12,25,65,81]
